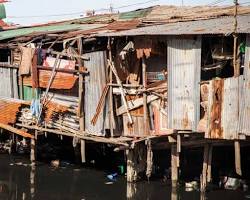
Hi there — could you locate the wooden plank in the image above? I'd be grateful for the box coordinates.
[0,123,34,139]
[116,95,159,116]
[109,60,133,124]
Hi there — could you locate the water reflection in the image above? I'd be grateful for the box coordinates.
[0,154,248,200]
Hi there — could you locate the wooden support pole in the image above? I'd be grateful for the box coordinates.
[77,38,86,163]
[201,143,213,192]
[126,144,146,182]
[108,37,114,137]
[142,55,149,135]
[146,139,153,180]
[234,140,242,176]
[171,144,178,187]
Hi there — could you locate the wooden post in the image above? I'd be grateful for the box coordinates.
[142,55,148,135]
[201,143,213,192]
[146,139,153,180]
[234,140,242,176]
[171,144,178,188]
[126,144,146,182]
[108,37,114,137]
[77,38,86,163]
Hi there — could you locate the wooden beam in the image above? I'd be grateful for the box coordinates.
[15,123,130,147]
[116,95,159,116]
[0,123,34,139]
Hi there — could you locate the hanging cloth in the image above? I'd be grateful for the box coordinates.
[19,46,35,75]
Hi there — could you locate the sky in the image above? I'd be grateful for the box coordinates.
[3,0,248,25]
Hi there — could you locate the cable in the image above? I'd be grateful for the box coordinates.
[7,0,159,19]
[206,0,229,6]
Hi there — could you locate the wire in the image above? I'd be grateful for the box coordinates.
[7,0,159,19]
[206,0,230,6]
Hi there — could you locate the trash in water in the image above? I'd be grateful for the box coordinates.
[107,173,118,181]
[105,182,114,185]
[185,181,199,191]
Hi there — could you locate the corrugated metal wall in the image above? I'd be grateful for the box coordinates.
[0,67,19,99]
[222,77,243,139]
[84,51,109,135]
[206,76,243,140]
[239,34,250,136]
[167,37,201,130]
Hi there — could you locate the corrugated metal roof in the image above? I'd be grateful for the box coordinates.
[99,15,250,36]
[119,7,152,20]
[0,24,105,41]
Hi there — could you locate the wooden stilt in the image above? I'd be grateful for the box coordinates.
[201,143,213,192]
[171,144,178,188]
[80,140,86,163]
[146,139,153,180]
[126,144,146,182]
[234,140,242,176]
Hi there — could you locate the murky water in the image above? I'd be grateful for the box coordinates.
[0,154,249,200]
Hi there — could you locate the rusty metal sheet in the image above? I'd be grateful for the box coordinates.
[0,67,19,98]
[167,36,201,130]
[239,34,250,136]
[0,98,22,125]
[206,76,243,139]
[22,70,78,90]
[84,51,109,135]
[99,15,250,37]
